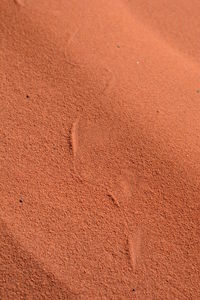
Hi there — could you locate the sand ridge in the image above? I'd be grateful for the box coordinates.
[0,0,200,299]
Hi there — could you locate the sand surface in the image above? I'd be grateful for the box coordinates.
[0,0,200,299]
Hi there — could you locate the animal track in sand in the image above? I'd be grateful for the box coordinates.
[69,118,79,158]
[64,29,83,68]
[118,168,151,200]
[68,119,123,209]
[66,29,80,48]
[68,119,143,266]
[68,118,143,209]
[97,68,115,96]
[107,193,120,208]
[118,169,137,199]
[127,232,141,271]
[13,0,24,6]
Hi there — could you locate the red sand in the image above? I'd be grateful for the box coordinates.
[0,0,199,299]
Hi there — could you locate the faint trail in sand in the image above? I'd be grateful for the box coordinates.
[107,192,120,208]
[98,68,115,97]
[13,0,24,6]
[128,232,141,271]
[67,114,133,240]
[64,29,81,67]
[66,29,80,48]
[67,118,138,257]
[69,118,79,158]
[67,117,130,235]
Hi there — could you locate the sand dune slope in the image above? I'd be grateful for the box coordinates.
[0,0,199,299]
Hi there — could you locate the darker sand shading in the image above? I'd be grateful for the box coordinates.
[0,220,78,299]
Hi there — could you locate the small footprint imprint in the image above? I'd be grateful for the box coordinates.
[69,118,79,158]
[128,232,141,271]
[119,169,135,198]
[98,68,115,96]
[107,192,120,208]
[64,29,81,67]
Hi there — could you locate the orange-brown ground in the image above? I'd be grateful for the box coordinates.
[0,1,199,299]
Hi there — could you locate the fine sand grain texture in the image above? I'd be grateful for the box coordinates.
[0,0,200,299]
